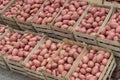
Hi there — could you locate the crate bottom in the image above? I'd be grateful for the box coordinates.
[0,64,8,70]
[98,42,120,53]
[2,19,16,26]
[18,23,35,32]
[75,36,97,45]
[25,68,45,80]
[9,25,20,30]
[10,67,26,76]
[0,58,10,70]
[27,72,46,80]
[53,31,74,40]
[35,28,53,34]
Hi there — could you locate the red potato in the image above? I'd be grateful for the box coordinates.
[70,49,111,80]
[6,33,42,62]
[0,0,10,12]
[33,0,66,25]
[54,0,88,29]
[99,12,120,41]
[0,31,22,56]
[76,6,109,35]
[16,0,44,21]
[45,44,83,77]
[4,0,25,18]
[24,39,62,71]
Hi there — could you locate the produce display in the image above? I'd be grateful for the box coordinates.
[3,0,25,18]
[53,0,88,29]
[0,0,118,80]
[24,39,62,71]
[0,30,22,56]
[99,12,120,41]
[70,49,111,80]
[0,0,10,12]
[75,6,109,35]
[45,44,83,77]
[6,33,42,62]
[33,0,66,25]
[16,0,44,21]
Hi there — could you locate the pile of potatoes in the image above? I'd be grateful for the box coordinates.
[99,12,120,41]
[33,0,66,25]
[0,0,10,12]
[24,39,61,71]
[0,31,22,56]
[70,49,111,80]
[6,33,42,62]
[53,0,88,29]
[16,0,44,21]
[76,6,109,35]
[45,44,83,77]
[4,0,25,18]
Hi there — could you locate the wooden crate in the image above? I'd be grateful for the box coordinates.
[42,39,87,80]
[66,45,116,80]
[32,0,69,37]
[73,4,113,45]
[31,0,51,34]
[14,0,47,32]
[0,27,10,70]
[51,1,90,40]
[0,28,25,70]
[4,31,44,75]
[0,0,26,30]
[103,0,120,8]
[88,46,116,80]
[23,36,63,80]
[0,0,15,23]
[97,7,120,57]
